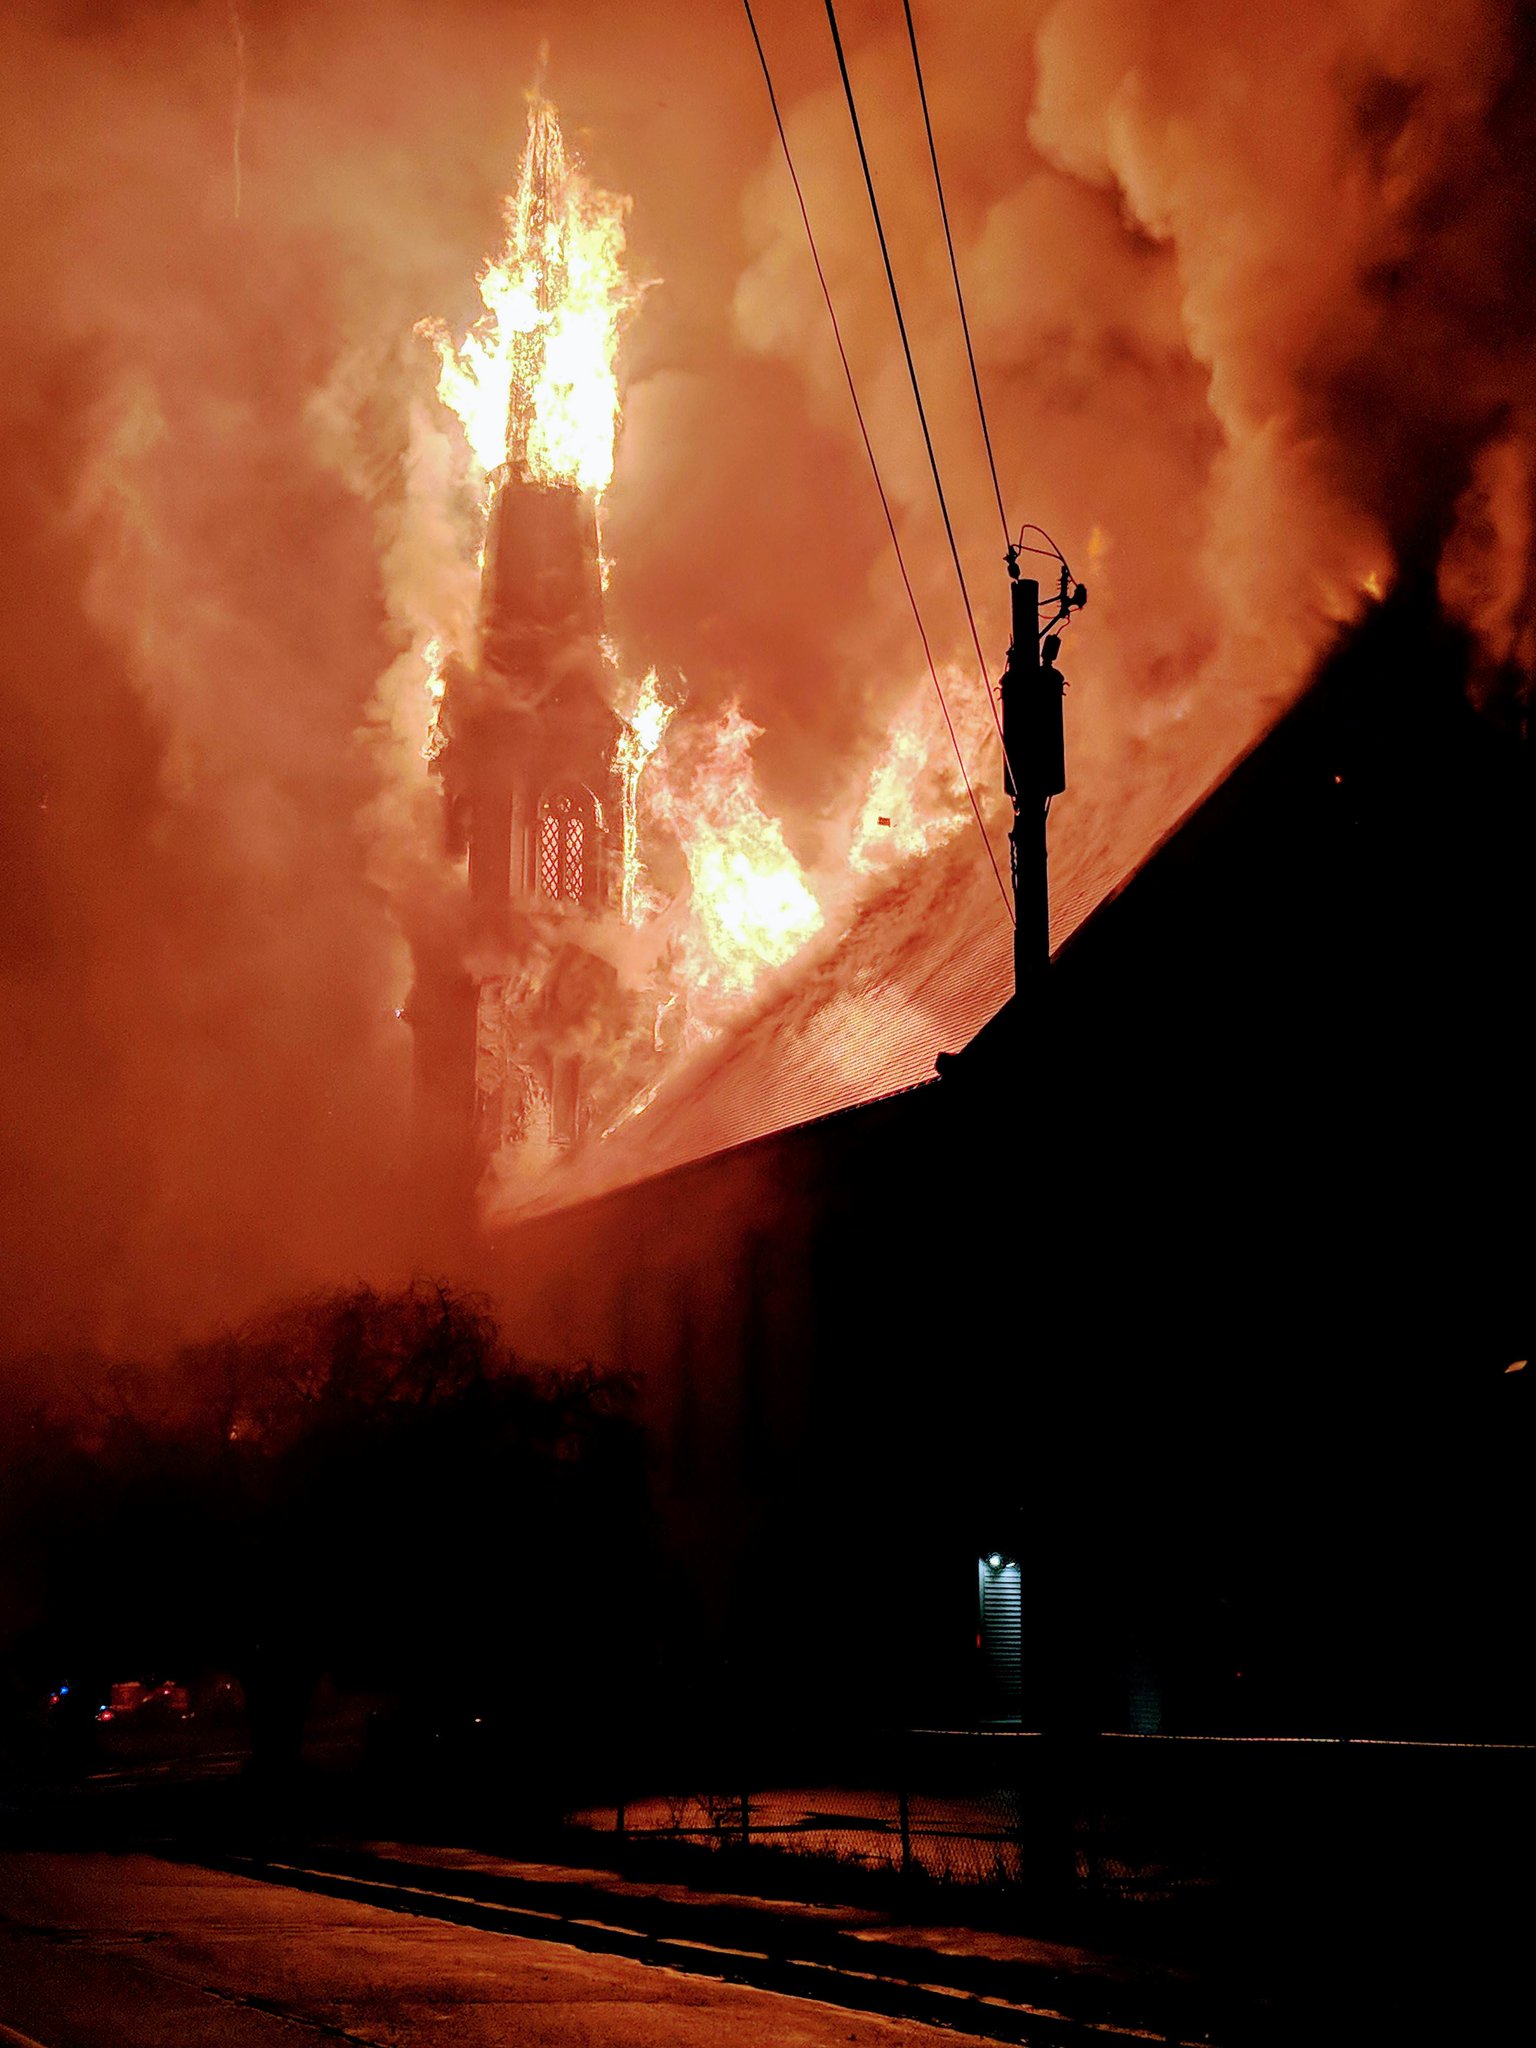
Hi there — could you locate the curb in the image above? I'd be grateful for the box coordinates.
[182,1846,1242,2047]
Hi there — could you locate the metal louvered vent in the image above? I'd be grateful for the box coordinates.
[978,1557,1023,1719]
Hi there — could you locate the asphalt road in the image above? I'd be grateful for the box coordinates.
[0,1850,1008,2047]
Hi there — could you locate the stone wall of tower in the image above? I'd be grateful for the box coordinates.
[411,475,626,1215]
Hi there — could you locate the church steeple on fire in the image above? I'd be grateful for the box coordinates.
[408,92,637,1203]
[404,84,830,1236]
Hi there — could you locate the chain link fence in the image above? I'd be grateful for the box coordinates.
[575,1783,1026,1885]
[567,1729,1535,1905]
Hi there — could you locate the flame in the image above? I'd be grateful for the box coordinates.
[613,667,675,926]
[850,720,955,874]
[419,92,635,508]
[848,668,992,877]
[412,87,820,1105]
[421,637,448,762]
[651,703,823,1002]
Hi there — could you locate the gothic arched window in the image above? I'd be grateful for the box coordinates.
[538,788,592,905]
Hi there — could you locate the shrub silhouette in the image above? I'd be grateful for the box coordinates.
[2,1281,651,1789]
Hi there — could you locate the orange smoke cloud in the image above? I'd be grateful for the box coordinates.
[3,0,1532,1357]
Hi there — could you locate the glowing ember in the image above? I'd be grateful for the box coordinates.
[613,668,675,926]
[419,92,635,507]
[652,704,823,1002]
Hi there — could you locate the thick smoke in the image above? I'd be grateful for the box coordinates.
[3,1,1532,1356]
[726,1,1534,796]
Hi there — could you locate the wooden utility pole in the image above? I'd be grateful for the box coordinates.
[1000,570,1066,992]
[998,554,1084,1900]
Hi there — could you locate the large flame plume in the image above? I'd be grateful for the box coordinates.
[419,86,828,1046]
[419,92,635,505]
[649,704,825,1003]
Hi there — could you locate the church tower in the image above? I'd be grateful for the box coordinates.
[432,475,623,1170]
[407,92,634,1222]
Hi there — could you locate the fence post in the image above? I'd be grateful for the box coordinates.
[740,1782,750,1848]
[898,1784,912,1880]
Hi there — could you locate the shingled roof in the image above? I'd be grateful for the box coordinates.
[504,684,1262,1217]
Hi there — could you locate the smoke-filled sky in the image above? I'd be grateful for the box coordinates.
[3,0,1533,1360]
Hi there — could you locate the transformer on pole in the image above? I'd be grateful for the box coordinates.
[1000,566,1069,994]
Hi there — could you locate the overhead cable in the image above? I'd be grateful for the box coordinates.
[740,0,1013,923]
[900,0,1010,551]
[822,0,1015,786]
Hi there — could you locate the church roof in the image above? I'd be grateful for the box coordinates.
[496,572,1536,1228]
[506,691,1256,1218]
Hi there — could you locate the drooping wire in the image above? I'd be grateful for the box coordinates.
[822,1,1015,788]
[900,0,1009,552]
[740,0,1012,923]
[1018,523,1069,565]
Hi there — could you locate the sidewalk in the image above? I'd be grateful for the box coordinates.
[16,1761,1522,2045]
[189,1835,1269,2046]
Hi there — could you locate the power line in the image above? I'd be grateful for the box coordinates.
[822,0,1013,784]
[900,0,1009,551]
[740,0,1012,923]
[1017,523,1068,566]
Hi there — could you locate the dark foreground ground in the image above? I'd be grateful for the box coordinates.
[0,1848,1004,2048]
[1,1751,1531,2046]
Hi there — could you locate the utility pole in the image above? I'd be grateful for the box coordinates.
[998,549,1086,1902]
[999,562,1071,995]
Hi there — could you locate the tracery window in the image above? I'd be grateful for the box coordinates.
[538,790,589,904]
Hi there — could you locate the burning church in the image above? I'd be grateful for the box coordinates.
[401,79,1531,1750]
[4,0,1534,1813]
